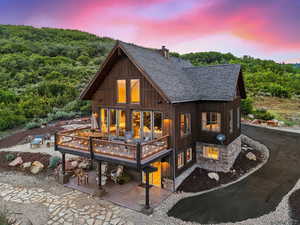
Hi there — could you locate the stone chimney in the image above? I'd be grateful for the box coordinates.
[161,46,169,59]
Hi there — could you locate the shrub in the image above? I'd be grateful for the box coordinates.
[267,84,291,98]
[118,173,131,185]
[253,108,275,120]
[241,98,254,115]
[5,153,16,162]
[25,121,41,129]
[49,156,61,169]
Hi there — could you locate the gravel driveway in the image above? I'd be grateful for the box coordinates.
[168,124,300,224]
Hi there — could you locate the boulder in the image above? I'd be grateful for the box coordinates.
[9,157,23,167]
[246,152,257,161]
[208,172,219,181]
[22,162,32,169]
[30,161,44,174]
[248,114,255,119]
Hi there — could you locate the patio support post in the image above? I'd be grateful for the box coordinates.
[62,153,66,175]
[136,142,141,172]
[89,136,94,169]
[98,160,102,189]
[145,171,150,209]
[54,132,57,151]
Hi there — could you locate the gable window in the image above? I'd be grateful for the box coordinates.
[203,146,219,160]
[177,152,184,169]
[130,79,140,103]
[117,80,126,103]
[186,148,193,162]
[202,112,221,132]
[180,113,191,137]
[237,107,240,129]
[229,109,233,133]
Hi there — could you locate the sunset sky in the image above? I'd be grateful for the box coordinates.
[1,0,300,62]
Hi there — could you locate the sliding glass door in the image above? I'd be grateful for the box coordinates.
[132,111,163,140]
[100,108,126,137]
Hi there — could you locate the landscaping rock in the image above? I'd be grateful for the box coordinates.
[9,157,23,167]
[22,162,32,169]
[248,114,255,119]
[208,172,219,181]
[30,161,44,174]
[246,152,257,161]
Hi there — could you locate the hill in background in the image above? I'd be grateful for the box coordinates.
[0,25,299,131]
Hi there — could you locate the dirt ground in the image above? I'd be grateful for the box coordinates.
[254,96,300,127]
[177,148,263,193]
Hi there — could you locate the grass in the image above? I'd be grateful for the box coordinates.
[253,96,300,127]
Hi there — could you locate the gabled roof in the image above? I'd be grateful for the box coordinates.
[80,41,246,102]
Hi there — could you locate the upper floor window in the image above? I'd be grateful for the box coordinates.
[229,109,233,133]
[117,80,126,103]
[237,107,240,129]
[130,79,140,103]
[202,112,221,132]
[180,113,191,137]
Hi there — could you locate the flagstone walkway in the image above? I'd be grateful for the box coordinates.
[0,182,133,225]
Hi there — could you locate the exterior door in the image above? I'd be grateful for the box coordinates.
[143,162,161,188]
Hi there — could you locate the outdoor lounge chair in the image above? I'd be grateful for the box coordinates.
[111,165,124,184]
[30,135,44,148]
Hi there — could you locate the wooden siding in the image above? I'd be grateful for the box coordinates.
[90,53,175,147]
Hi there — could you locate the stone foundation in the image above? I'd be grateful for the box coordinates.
[196,136,241,172]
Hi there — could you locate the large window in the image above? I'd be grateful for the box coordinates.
[229,109,233,133]
[180,113,191,137]
[100,108,109,135]
[203,146,219,160]
[132,111,163,140]
[130,79,140,103]
[202,112,221,132]
[237,107,240,129]
[100,108,126,137]
[186,148,192,162]
[177,152,184,169]
[117,80,126,103]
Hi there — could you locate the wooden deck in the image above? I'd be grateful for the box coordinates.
[65,171,171,212]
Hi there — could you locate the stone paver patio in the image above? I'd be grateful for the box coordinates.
[0,182,133,225]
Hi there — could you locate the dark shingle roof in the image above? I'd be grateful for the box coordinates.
[119,41,242,103]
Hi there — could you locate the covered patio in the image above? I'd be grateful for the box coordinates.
[64,170,172,212]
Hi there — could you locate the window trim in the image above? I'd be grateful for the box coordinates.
[177,152,184,169]
[180,113,191,137]
[116,80,126,104]
[203,145,220,160]
[186,148,193,163]
[130,79,140,104]
[202,112,221,132]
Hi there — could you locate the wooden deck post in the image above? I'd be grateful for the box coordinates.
[136,142,141,172]
[62,153,66,175]
[97,160,102,189]
[89,136,94,169]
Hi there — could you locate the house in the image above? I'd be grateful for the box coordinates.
[55,41,246,192]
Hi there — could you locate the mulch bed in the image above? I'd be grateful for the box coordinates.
[289,189,300,224]
[0,151,51,174]
[0,126,63,149]
[177,148,263,193]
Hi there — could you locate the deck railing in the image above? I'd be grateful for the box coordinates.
[55,129,169,163]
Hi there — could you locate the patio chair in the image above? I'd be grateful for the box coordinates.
[30,135,44,148]
[111,165,124,184]
[76,169,89,185]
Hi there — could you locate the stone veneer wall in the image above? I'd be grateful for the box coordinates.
[196,135,241,172]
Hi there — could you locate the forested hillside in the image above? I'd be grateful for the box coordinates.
[0,25,115,130]
[0,25,299,131]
